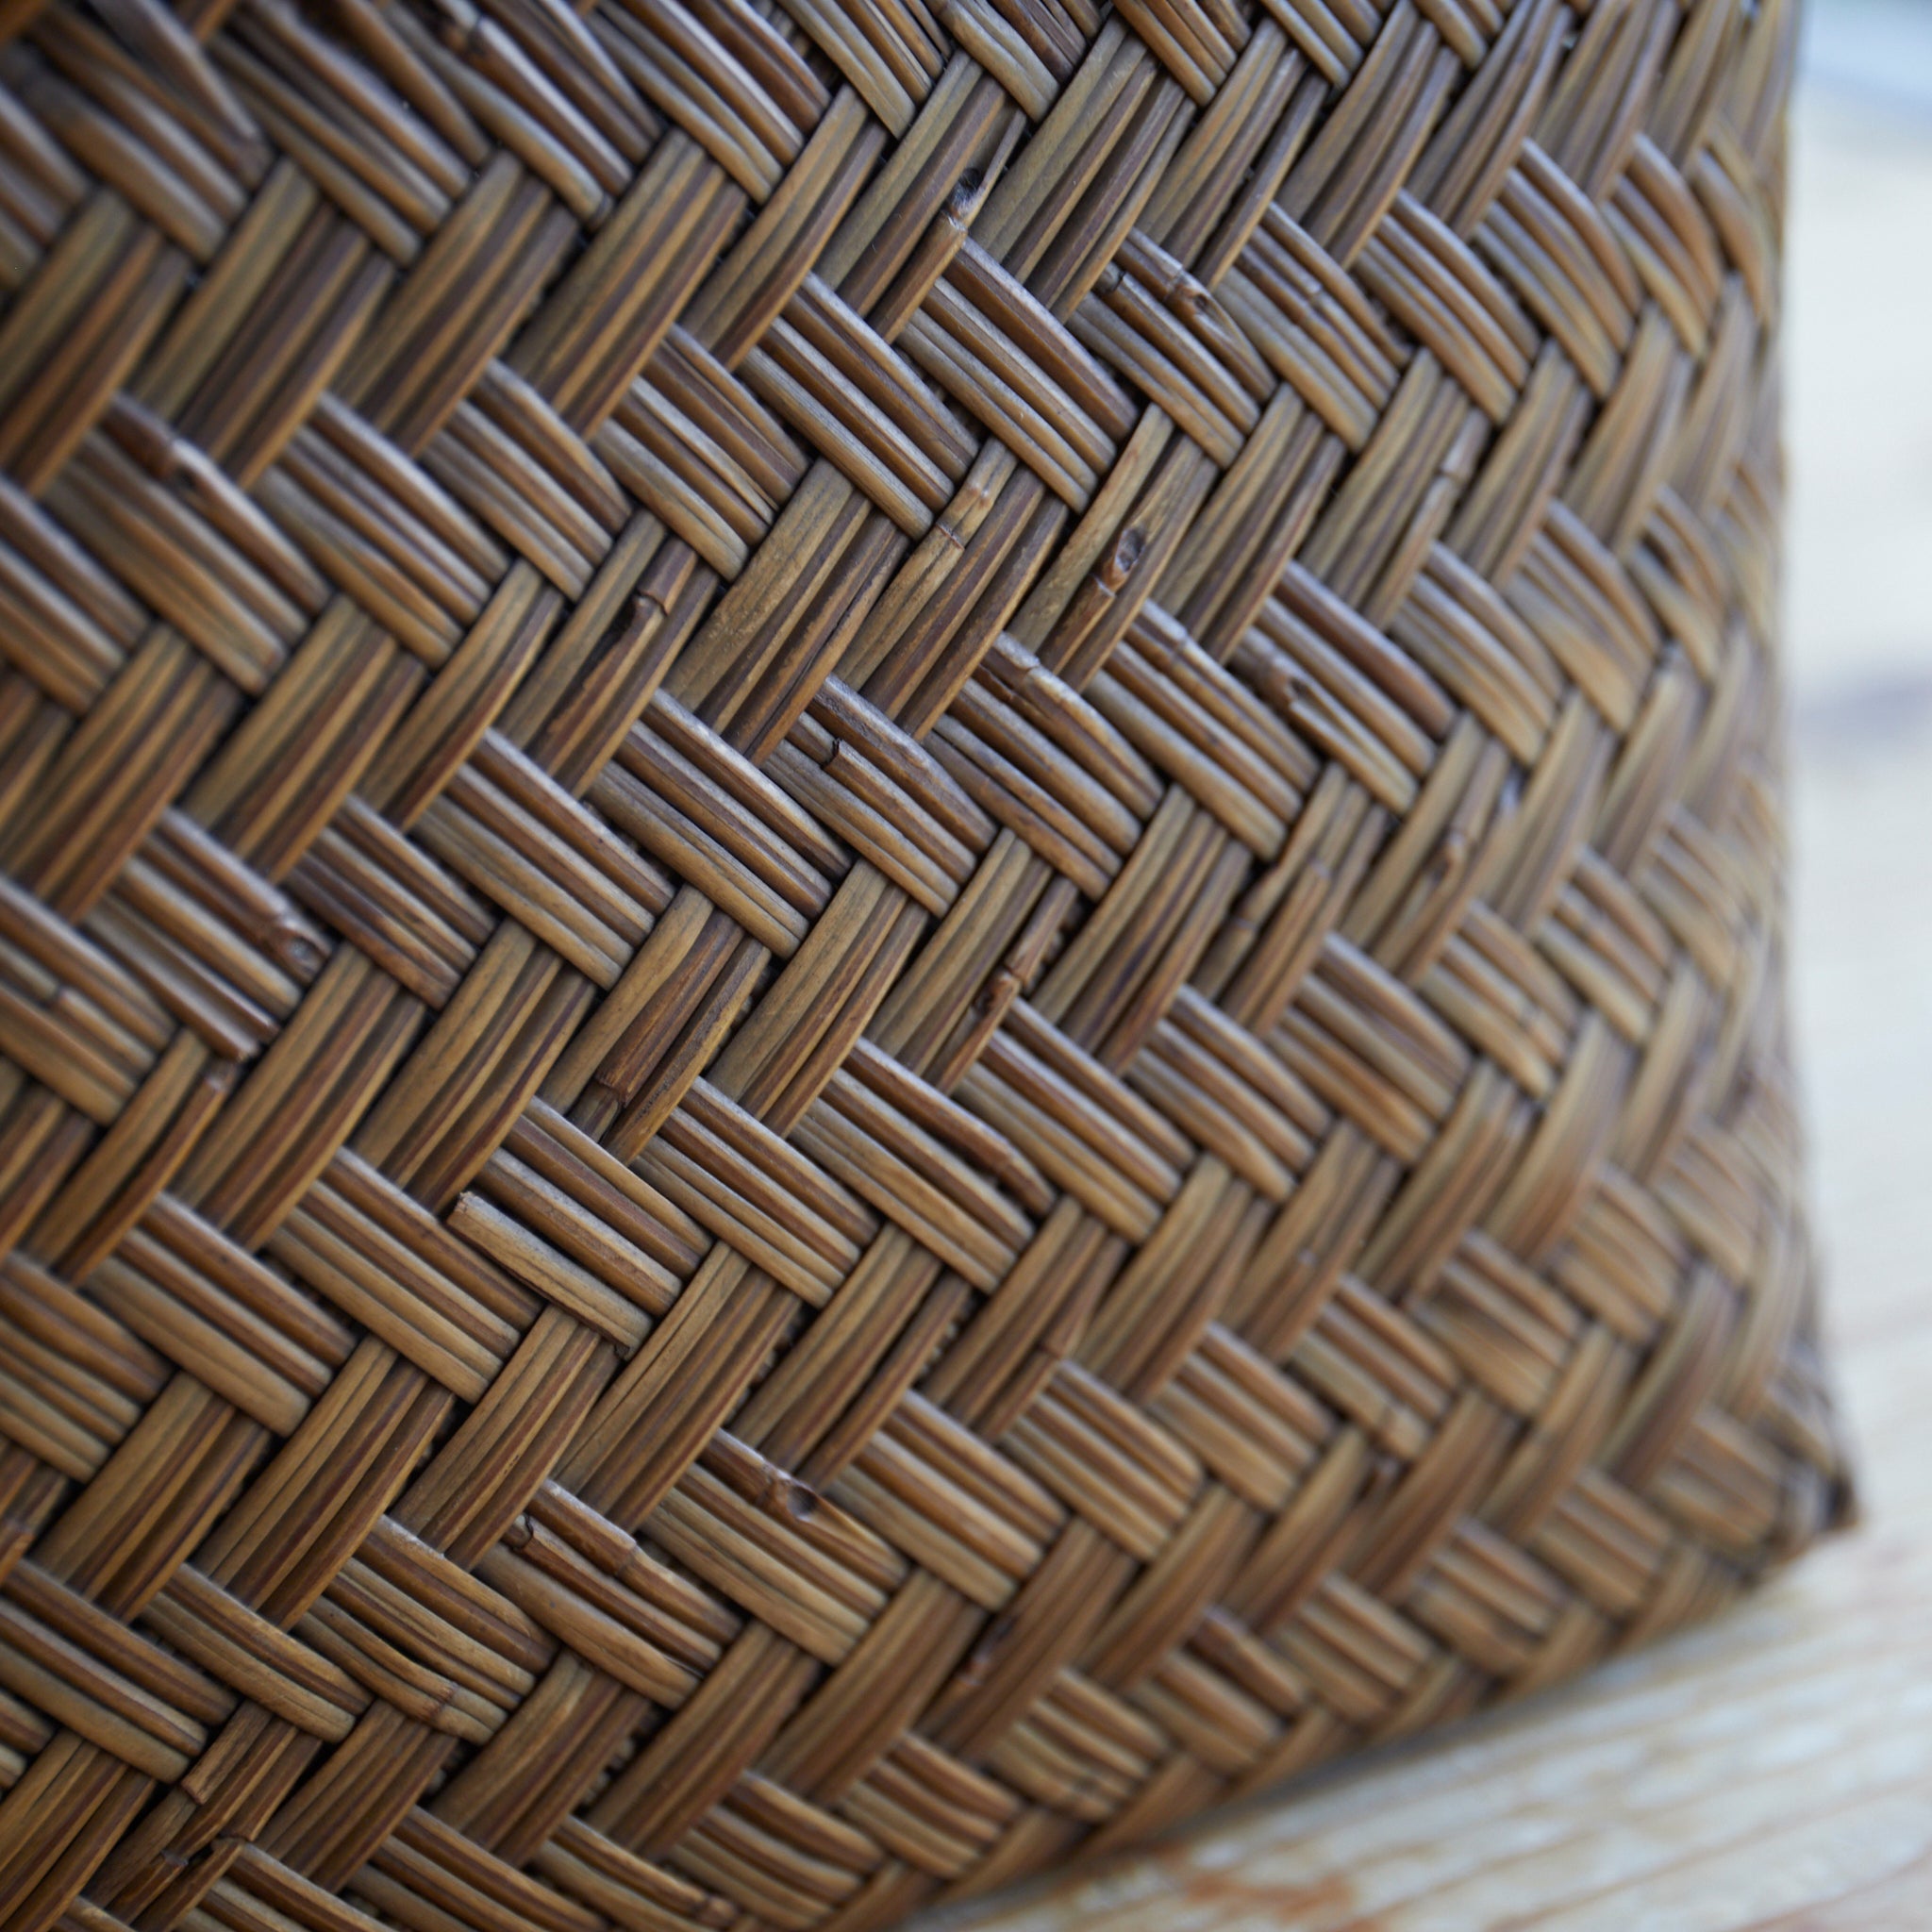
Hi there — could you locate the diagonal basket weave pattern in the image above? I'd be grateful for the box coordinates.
[0,0,1853,1922]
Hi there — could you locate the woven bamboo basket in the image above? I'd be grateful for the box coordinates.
[0,0,1852,1921]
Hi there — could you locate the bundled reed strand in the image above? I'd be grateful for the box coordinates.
[0,0,1849,1924]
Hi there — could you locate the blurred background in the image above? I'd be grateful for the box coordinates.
[940,4,1932,1924]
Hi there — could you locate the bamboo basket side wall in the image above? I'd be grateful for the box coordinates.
[0,0,1849,1925]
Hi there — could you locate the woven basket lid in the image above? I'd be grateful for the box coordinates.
[0,0,1851,1924]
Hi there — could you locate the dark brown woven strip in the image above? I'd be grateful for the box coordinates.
[0,0,1850,1925]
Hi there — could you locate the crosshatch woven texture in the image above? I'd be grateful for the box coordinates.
[0,0,1856,1921]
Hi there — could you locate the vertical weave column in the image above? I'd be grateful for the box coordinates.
[0,0,1849,1927]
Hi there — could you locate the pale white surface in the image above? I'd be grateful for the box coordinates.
[1786,96,1932,705]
